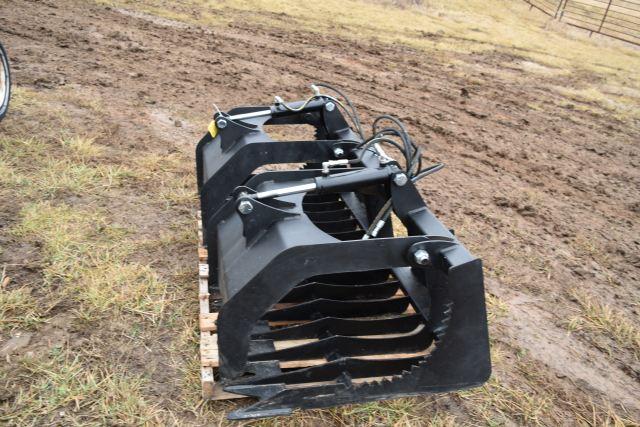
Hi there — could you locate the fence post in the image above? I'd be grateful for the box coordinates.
[556,0,568,20]
[554,0,564,18]
[597,0,613,33]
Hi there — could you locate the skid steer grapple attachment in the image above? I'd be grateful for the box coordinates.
[196,86,490,420]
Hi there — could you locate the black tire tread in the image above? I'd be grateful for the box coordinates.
[0,43,11,122]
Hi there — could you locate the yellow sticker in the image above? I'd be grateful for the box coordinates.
[208,120,218,138]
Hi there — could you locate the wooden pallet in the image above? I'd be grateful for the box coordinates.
[197,212,423,400]
[197,212,240,400]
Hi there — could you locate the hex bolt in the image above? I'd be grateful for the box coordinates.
[237,200,254,215]
[217,118,228,129]
[393,173,408,186]
[333,147,345,158]
[325,101,336,112]
[413,249,430,266]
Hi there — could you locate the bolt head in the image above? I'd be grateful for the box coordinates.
[325,102,336,112]
[217,118,228,129]
[333,147,345,158]
[413,249,430,266]
[237,200,253,215]
[393,173,408,186]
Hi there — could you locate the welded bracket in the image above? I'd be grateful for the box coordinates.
[237,196,298,244]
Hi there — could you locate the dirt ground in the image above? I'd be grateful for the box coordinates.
[1,0,639,425]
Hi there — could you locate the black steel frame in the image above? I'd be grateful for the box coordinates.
[196,95,491,419]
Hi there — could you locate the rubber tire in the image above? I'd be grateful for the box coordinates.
[0,43,11,122]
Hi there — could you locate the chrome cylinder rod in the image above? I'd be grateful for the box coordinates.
[227,109,273,121]
[252,182,317,200]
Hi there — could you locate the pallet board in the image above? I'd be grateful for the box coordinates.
[196,212,421,401]
[197,213,244,401]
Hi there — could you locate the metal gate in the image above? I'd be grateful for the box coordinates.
[523,0,640,45]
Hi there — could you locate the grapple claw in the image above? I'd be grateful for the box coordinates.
[196,87,490,419]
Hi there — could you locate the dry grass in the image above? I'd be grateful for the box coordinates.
[133,153,197,208]
[12,202,109,284]
[59,135,104,160]
[0,284,45,331]
[556,86,640,121]
[5,86,39,112]
[568,289,640,359]
[459,376,551,425]
[243,397,458,427]
[73,263,168,323]
[12,201,169,323]
[457,350,638,426]
[329,398,428,426]
[1,350,160,425]
[1,136,130,198]
[486,293,509,321]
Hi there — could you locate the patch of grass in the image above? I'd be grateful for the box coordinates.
[459,376,551,425]
[73,263,168,323]
[1,350,159,425]
[1,136,131,198]
[35,158,118,196]
[159,181,197,207]
[133,152,192,177]
[60,135,104,160]
[5,87,40,112]
[511,354,639,426]
[486,293,509,321]
[556,86,640,121]
[132,153,195,207]
[567,289,640,359]
[0,283,45,331]
[148,227,197,249]
[576,400,639,427]
[0,156,27,187]
[518,60,568,76]
[330,398,425,426]
[167,317,231,421]
[12,202,107,284]
[0,135,48,160]
[12,202,168,322]
[425,412,457,427]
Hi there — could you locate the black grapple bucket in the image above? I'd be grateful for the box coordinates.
[196,88,490,420]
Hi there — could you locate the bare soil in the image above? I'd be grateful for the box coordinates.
[1,0,638,424]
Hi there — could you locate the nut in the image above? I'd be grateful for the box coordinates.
[237,200,253,215]
[413,249,430,266]
[325,101,336,112]
[333,147,345,158]
[393,173,408,186]
[216,118,228,129]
